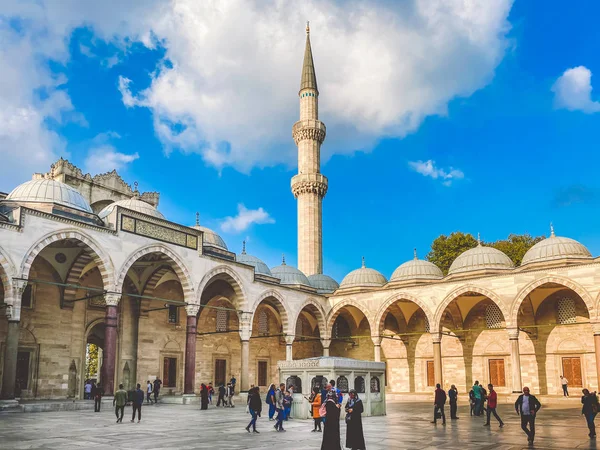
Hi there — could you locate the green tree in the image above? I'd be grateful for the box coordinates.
[86,343,99,379]
[489,233,545,267]
[426,232,478,275]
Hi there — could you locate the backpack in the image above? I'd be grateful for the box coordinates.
[319,401,327,417]
[265,391,272,405]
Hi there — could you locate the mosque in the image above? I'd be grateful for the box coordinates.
[1,25,599,404]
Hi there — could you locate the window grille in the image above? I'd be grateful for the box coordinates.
[295,317,303,337]
[485,304,504,329]
[286,375,302,394]
[337,376,349,393]
[354,376,365,393]
[370,376,380,393]
[168,305,179,324]
[216,309,228,332]
[258,310,269,335]
[557,297,576,324]
[424,316,430,333]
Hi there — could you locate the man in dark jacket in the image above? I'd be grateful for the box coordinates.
[515,386,542,444]
[431,383,446,425]
[246,387,263,433]
[152,378,162,403]
[131,383,144,423]
[448,384,459,419]
[217,383,226,407]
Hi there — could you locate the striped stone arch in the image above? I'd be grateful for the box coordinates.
[374,292,434,336]
[142,265,175,297]
[116,244,194,303]
[20,229,115,292]
[326,299,374,337]
[0,245,16,301]
[63,252,95,304]
[511,275,596,325]
[435,284,509,331]
[251,289,291,335]
[196,265,247,310]
[293,298,328,338]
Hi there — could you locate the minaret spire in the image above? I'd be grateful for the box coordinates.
[300,21,318,93]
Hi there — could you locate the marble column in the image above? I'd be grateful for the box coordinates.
[372,336,382,362]
[432,332,443,387]
[101,294,120,395]
[593,324,600,387]
[184,305,199,394]
[0,317,20,400]
[285,335,295,361]
[321,338,331,357]
[508,328,523,393]
[239,313,252,393]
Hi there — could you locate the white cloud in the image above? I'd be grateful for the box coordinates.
[84,145,139,174]
[221,204,275,233]
[552,66,600,113]
[408,159,464,186]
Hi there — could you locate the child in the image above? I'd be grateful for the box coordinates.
[283,390,292,420]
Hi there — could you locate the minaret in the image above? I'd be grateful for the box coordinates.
[291,22,327,276]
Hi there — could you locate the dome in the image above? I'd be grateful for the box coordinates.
[99,197,165,220]
[340,258,387,288]
[521,226,592,265]
[391,250,443,282]
[308,274,339,294]
[190,213,227,250]
[6,179,92,213]
[237,242,271,275]
[448,240,513,275]
[271,256,311,287]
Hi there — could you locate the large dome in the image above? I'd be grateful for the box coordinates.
[271,257,311,287]
[521,227,592,265]
[237,242,271,275]
[6,179,92,213]
[99,198,165,220]
[391,250,443,282]
[340,258,387,288]
[308,274,339,294]
[448,241,513,275]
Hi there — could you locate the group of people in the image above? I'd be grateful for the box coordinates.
[83,379,104,412]
[198,376,237,410]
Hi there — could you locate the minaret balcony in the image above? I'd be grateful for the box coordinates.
[292,120,326,144]
[291,173,328,198]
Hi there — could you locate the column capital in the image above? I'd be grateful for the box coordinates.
[4,304,20,322]
[507,327,520,340]
[430,332,442,344]
[371,335,383,346]
[592,322,600,335]
[185,304,200,316]
[320,338,331,349]
[239,323,252,341]
[285,334,295,346]
[104,293,121,306]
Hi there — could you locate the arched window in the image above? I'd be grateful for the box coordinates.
[557,297,576,324]
[370,376,380,393]
[485,304,503,329]
[311,376,327,391]
[354,376,365,393]
[258,310,269,335]
[216,310,228,332]
[336,376,349,393]
[424,316,430,333]
[286,376,302,394]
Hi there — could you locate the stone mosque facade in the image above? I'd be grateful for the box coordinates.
[2,26,600,403]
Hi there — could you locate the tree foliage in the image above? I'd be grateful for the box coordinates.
[426,232,545,275]
[86,343,99,380]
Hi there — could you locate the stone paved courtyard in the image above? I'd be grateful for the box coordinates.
[0,401,597,449]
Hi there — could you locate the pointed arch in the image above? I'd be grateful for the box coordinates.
[19,228,115,291]
[293,298,327,337]
[251,289,291,335]
[326,299,373,337]
[196,265,246,310]
[511,275,595,324]
[374,292,434,336]
[0,245,16,301]
[434,285,509,331]
[116,244,194,302]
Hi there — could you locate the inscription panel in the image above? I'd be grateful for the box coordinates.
[120,215,198,250]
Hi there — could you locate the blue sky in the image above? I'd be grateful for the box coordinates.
[2,1,600,282]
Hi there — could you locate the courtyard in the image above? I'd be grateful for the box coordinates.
[0,401,596,449]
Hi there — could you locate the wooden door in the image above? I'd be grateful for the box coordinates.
[562,357,583,387]
[215,359,226,386]
[15,351,30,396]
[489,359,506,387]
[163,357,177,387]
[258,361,267,387]
[426,361,435,387]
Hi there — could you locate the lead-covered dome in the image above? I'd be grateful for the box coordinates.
[6,179,92,213]
[448,240,513,275]
[99,197,165,220]
[237,242,271,275]
[521,226,592,265]
[340,258,387,288]
[391,250,443,282]
[271,256,311,287]
[308,274,339,294]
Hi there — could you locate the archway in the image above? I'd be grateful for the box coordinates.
[328,303,373,361]
[293,301,326,359]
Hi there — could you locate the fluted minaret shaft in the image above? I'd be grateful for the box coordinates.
[292,23,327,276]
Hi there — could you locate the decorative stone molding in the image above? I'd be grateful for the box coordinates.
[320,338,332,349]
[292,120,326,144]
[277,357,385,371]
[371,335,383,346]
[291,173,328,198]
[506,327,520,340]
[195,265,246,310]
[285,334,295,345]
[104,293,121,306]
[430,332,442,344]
[185,304,200,316]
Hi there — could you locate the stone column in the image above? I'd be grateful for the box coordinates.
[101,293,120,396]
[285,335,295,361]
[321,338,331,357]
[239,313,252,393]
[432,332,443,387]
[184,305,200,395]
[508,328,523,393]
[372,336,382,362]
[593,324,600,387]
[1,306,20,400]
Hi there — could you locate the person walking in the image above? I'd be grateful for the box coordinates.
[581,389,599,438]
[131,383,144,423]
[146,380,153,404]
[273,383,286,432]
[200,383,209,410]
[515,386,542,445]
[483,384,503,428]
[228,382,235,408]
[246,386,262,433]
[560,375,569,397]
[468,388,475,416]
[472,381,482,416]
[113,384,128,423]
[153,377,162,404]
[208,382,214,405]
[448,385,459,419]
[479,384,488,417]
[309,387,322,432]
[230,375,237,395]
[84,380,92,400]
[93,383,103,412]
[217,383,226,407]
[431,383,446,425]
[345,389,366,450]
[321,390,342,450]
[266,384,276,420]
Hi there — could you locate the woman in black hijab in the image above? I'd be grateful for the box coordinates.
[345,389,366,449]
[321,389,342,450]
[200,383,209,410]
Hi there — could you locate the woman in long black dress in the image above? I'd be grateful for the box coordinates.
[200,383,209,410]
[321,390,342,450]
[345,390,366,450]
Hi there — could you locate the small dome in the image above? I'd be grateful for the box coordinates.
[271,256,311,287]
[521,226,592,265]
[99,197,165,220]
[237,242,271,275]
[308,274,339,294]
[6,179,92,213]
[190,213,227,250]
[340,257,387,288]
[391,250,443,282]
[448,239,513,275]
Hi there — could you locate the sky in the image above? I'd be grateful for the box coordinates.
[2,0,600,283]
